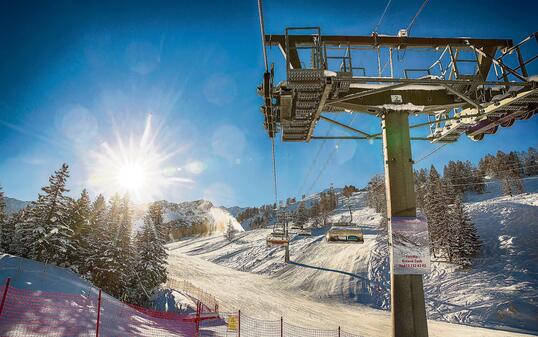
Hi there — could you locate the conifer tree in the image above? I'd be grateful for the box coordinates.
[129,202,168,305]
[67,189,92,273]
[450,197,481,266]
[0,185,6,252]
[507,151,524,195]
[224,220,236,241]
[6,209,26,255]
[295,202,308,228]
[522,147,538,176]
[414,169,428,213]
[366,174,387,227]
[93,193,126,297]
[86,194,108,281]
[15,164,74,266]
[495,151,524,196]
[424,166,451,258]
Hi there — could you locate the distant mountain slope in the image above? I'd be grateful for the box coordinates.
[134,199,244,240]
[4,197,30,214]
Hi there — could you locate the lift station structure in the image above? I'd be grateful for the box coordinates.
[258,26,537,337]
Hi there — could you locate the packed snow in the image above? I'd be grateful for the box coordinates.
[167,181,538,336]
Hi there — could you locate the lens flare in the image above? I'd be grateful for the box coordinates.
[117,163,145,191]
[87,114,194,202]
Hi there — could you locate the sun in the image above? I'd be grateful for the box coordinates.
[86,114,194,202]
[117,162,146,192]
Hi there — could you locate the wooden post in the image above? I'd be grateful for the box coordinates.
[238,310,241,337]
[95,288,102,337]
[280,316,283,337]
[0,278,11,316]
[382,110,428,337]
[338,326,341,337]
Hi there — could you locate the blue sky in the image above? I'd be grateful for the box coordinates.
[1,0,537,207]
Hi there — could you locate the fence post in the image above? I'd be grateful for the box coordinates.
[0,278,11,316]
[338,326,341,337]
[95,289,102,337]
[195,301,201,337]
[280,316,283,337]
[238,310,241,337]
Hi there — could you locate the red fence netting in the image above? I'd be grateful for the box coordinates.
[0,278,364,337]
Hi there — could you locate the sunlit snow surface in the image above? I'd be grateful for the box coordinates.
[167,180,538,336]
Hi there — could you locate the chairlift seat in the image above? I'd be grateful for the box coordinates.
[326,225,364,243]
[266,233,289,247]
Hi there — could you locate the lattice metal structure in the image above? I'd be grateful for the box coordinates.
[258,27,537,337]
[259,29,537,143]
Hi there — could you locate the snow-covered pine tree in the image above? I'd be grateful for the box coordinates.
[6,209,25,255]
[507,151,524,195]
[469,161,486,194]
[414,168,428,213]
[450,196,481,266]
[522,147,538,176]
[15,164,74,266]
[0,185,6,252]
[295,201,309,228]
[366,174,387,228]
[224,220,236,241]
[115,194,135,299]
[92,193,128,297]
[67,189,92,273]
[129,202,168,305]
[495,151,524,196]
[478,154,496,178]
[424,166,451,258]
[86,194,108,281]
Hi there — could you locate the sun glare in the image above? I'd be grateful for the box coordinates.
[117,163,146,191]
[87,114,194,202]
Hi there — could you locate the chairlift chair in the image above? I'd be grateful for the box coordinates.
[326,223,364,243]
[266,226,289,247]
[297,227,312,236]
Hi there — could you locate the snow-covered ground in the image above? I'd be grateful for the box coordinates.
[0,255,198,336]
[166,182,538,336]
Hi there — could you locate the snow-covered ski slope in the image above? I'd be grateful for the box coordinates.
[167,181,538,336]
[0,255,198,336]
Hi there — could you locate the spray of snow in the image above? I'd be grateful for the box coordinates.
[208,207,244,233]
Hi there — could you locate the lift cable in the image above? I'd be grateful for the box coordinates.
[306,114,359,196]
[271,137,279,207]
[414,142,449,164]
[442,175,538,188]
[257,0,279,209]
[398,0,430,61]
[258,0,269,72]
[406,0,430,35]
[372,0,392,34]
[297,124,335,197]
